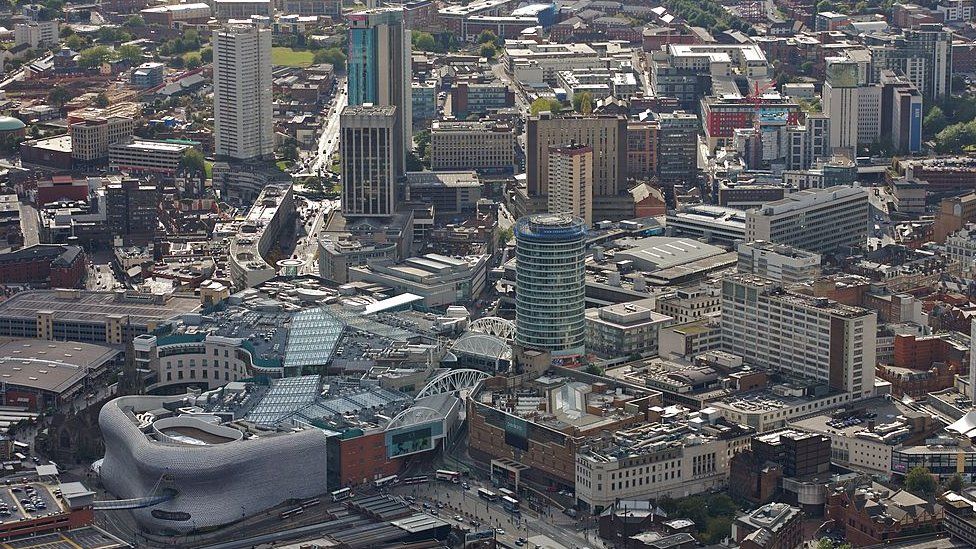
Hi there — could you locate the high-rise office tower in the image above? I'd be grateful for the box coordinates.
[656,111,699,184]
[721,274,877,398]
[212,24,273,162]
[348,7,412,161]
[340,105,401,217]
[880,70,923,154]
[823,57,861,151]
[547,143,593,226]
[514,214,587,359]
[106,178,158,244]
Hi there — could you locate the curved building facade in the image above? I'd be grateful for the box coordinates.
[98,394,329,535]
[514,214,586,358]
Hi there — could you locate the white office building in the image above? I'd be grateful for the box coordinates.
[720,274,877,398]
[212,24,274,161]
[736,240,822,284]
[745,186,869,254]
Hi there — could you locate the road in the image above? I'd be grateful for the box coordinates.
[87,264,118,291]
[18,202,38,247]
[309,78,347,175]
[393,480,606,549]
[296,198,338,275]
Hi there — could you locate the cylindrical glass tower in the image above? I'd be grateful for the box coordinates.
[514,213,587,358]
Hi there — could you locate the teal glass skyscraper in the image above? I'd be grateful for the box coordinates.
[347,7,412,154]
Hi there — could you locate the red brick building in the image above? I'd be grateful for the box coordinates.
[329,430,402,488]
[893,333,968,371]
[825,483,942,546]
[36,176,90,206]
[0,245,86,288]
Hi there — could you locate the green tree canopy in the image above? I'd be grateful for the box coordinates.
[65,34,87,51]
[179,148,206,175]
[530,97,563,116]
[124,15,145,27]
[924,105,948,136]
[185,53,202,69]
[47,86,71,107]
[78,45,112,69]
[94,93,109,108]
[479,44,496,60]
[948,472,964,492]
[905,466,938,497]
[477,30,497,44]
[115,44,143,65]
[412,31,436,52]
[313,47,346,71]
[573,92,593,114]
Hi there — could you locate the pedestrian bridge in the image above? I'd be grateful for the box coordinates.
[92,489,176,510]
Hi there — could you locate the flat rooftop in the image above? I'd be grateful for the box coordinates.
[0,290,199,326]
[0,339,117,393]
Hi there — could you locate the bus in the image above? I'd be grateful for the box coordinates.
[498,488,516,499]
[279,507,305,520]
[402,476,429,485]
[501,496,519,513]
[435,470,461,483]
[374,475,399,488]
[331,488,351,502]
[478,488,498,502]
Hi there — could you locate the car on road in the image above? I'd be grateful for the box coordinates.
[461,482,470,489]
[469,519,480,527]
[515,538,526,546]
[436,502,444,509]
[454,514,463,521]
[496,528,505,535]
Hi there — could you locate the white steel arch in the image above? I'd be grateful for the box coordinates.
[415,369,489,399]
[385,406,441,430]
[469,317,515,342]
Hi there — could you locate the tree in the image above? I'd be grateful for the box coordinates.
[530,97,563,116]
[948,473,964,492]
[77,46,111,69]
[123,15,145,27]
[412,31,436,52]
[200,47,212,63]
[477,30,498,44]
[179,148,206,176]
[65,34,87,51]
[905,466,937,497]
[185,53,202,69]
[702,517,731,544]
[94,93,109,108]
[47,86,71,108]
[924,105,948,136]
[479,44,496,60]
[280,137,299,162]
[313,47,346,71]
[573,92,593,114]
[816,538,834,549]
[115,44,143,65]
[584,364,603,375]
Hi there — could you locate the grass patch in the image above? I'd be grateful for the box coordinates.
[204,160,213,179]
[271,47,314,67]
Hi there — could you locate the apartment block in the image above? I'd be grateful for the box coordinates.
[720,274,877,398]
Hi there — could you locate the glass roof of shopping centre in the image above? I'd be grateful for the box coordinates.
[282,308,346,372]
